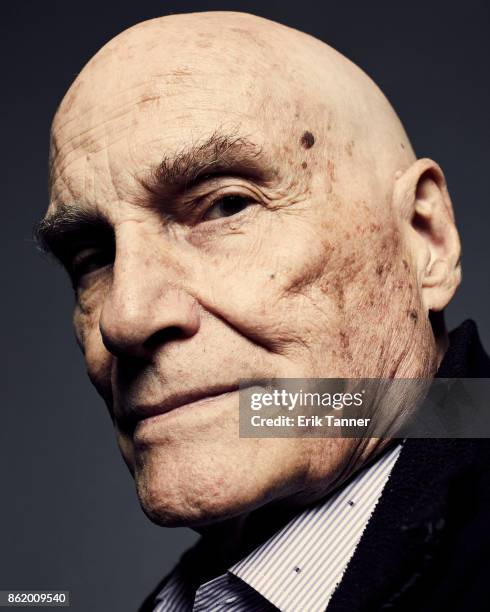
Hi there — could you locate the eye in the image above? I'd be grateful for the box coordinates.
[70,248,113,286]
[202,195,254,222]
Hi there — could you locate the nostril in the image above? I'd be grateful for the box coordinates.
[143,326,186,350]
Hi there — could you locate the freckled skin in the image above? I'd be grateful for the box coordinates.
[44,11,462,543]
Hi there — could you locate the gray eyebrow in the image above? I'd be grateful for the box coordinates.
[34,205,112,259]
[138,130,275,206]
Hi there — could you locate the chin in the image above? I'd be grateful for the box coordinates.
[132,442,280,529]
[137,489,245,529]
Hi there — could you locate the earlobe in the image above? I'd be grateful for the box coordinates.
[393,158,462,312]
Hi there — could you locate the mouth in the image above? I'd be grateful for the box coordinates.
[122,384,240,432]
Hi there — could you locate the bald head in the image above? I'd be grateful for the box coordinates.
[40,12,461,527]
[50,12,414,203]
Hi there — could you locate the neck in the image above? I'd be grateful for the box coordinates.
[195,498,303,569]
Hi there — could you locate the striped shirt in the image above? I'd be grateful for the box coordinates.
[154,443,402,612]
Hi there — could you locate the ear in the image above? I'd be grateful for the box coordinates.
[393,158,462,312]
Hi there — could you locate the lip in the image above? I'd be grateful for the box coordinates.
[124,384,240,432]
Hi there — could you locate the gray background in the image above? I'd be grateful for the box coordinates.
[1,1,489,610]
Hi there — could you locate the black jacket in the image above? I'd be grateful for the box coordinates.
[140,320,490,611]
[328,319,490,612]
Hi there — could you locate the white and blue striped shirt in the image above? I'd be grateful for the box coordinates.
[154,443,402,612]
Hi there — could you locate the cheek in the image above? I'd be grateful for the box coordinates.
[326,223,435,378]
[74,303,113,403]
[193,213,344,357]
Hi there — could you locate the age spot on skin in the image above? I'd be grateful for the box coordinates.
[409,309,418,322]
[340,331,350,349]
[301,161,308,169]
[300,131,315,149]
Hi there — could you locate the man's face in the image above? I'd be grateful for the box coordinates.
[43,18,436,526]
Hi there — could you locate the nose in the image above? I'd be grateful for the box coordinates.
[99,235,200,360]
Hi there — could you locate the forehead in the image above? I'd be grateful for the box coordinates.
[49,40,308,214]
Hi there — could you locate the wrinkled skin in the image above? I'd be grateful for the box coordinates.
[40,12,461,543]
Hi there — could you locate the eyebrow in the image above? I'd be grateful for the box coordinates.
[139,131,276,208]
[34,205,114,268]
[36,130,276,259]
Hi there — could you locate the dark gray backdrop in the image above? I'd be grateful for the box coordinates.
[2,1,489,611]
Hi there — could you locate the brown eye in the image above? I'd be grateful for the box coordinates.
[202,195,254,221]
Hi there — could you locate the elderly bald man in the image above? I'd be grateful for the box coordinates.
[36,11,490,612]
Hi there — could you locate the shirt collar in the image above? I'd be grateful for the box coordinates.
[228,443,402,611]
